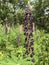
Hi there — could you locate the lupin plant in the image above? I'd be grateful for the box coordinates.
[24,1,35,63]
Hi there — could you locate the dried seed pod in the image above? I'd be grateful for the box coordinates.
[24,44,28,49]
[24,21,28,26]
[24,16,27,20]
[29,33,33,37]
[24,33,28,36]
[25,50,29,55]
[30,41,34,46]
[25,37,27,42]
[31,47,34,51]
[24,27,28,32]
[24,6,34,62]
[31,59,35,62]
[30,53,34,57]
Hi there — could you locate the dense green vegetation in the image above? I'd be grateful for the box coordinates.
[0,0,49,65]
[0,25,49,65]
[33,0,49,31]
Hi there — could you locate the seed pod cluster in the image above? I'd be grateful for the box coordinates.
[24,10,35,62]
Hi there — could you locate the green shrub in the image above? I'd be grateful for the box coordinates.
[34,30,49,65]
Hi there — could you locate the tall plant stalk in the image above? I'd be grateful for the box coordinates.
[24,1,35,62]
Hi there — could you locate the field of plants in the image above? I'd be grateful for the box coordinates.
[0,0,49,65]
[0,25,49,65]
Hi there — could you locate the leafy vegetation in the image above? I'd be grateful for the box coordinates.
[33,0,49,31]
[0,26,49,65]
[0,0,49,65]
